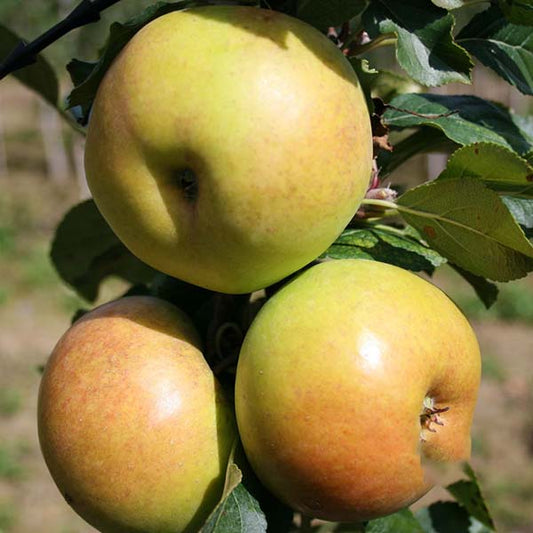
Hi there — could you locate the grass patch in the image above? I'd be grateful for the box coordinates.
[481,354,507,383]
[0,499,16,532]
[0,287,8,307]
[0,388,22,417]
[0,442,27,480]
[19,245,59,289]
[59,289,87,316]
[435,267,533,323]
[471,435,489,458]
[458,281,533,323]
[0,225,15,256]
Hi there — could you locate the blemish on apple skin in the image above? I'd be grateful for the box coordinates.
[64,492,74,505]
[527,174,533,182]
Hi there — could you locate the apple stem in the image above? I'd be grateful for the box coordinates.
[420,401,451,438]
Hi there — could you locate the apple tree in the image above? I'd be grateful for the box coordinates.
[1,0,532,531]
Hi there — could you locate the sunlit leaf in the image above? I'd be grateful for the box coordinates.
[397,178,533,280]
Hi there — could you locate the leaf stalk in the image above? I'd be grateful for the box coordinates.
[349,32,397,57]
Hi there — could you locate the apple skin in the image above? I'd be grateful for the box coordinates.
[84,6,373,294]
[38,296,237,533]
[235,259,481,522]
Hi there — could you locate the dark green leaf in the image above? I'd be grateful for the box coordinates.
[322,226,446,272]
[416,501,493,532]
[67,58,97,87]
[150,274,216,339]
[50,200,157,301]
[502,196,533,236]
[66,58,97,122]
[457,5,533,95]
[377,127,457,177]
[438,142,533,197]
[296,0,367,30]
[397,178,533,281]
[384,93,533,155]
[362,0,472,86]
[349,58,379,112]
[446,464,495,530]
[0,24,58,106]
[450,265,499,309]
[499,0,533,26]
[366,509,425,532]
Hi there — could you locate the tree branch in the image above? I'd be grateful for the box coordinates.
[0,0,122,80]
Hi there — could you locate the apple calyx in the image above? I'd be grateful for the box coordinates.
[175,167,198,201]
[419,397,450,441]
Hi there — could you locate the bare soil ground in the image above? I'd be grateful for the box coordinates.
[1,82,532,533]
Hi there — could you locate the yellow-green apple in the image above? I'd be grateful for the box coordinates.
[38,296,236,533]
[235,259,481,522]
[84,6,372,294]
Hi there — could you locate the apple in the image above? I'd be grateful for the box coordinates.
[235,259,481,522]
[38,296,237,533]
[84,6,373,294]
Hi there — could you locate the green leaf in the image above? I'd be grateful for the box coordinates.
[0,24,58,106]
[512,110,533,142]
[438,142,533,197]
[362,0,472,86]
[446,464,495,530]
[369,69,423,103]
[450,265,499,309]
[499,0,533,26]
[377,127,457,177]
[150,274,215,336]
[349,58,379,112]
[50,200,157,301]
[322,226,446,272]
[366,508,425,532]
[502,196,533,236]
[416,501,493,532]
[397,178,533,281]
[457,5,533,95]
[201,481,267,533]
[66,58,98,122]
[296,0,367,30]
[384,93,533,155]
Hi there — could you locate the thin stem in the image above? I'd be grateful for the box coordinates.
[360,198,399,212]
[368,198,507,243]
[299,514,312,532]
[0,0,122,79]
[349,32,397,57]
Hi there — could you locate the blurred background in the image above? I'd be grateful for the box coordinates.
[0,1,532,532]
